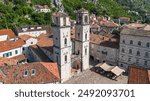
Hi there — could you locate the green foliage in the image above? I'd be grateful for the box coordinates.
[0,1,52,29]
[32,0,51,7]
[63,0,130,20]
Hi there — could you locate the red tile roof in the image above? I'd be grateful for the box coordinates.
[10,54,26,62]
[19,35,32,41]
[0,29,16,38]
[100,20,119,27]
[90,34,119,48]
[128,66,150,84]
[0,62,60,84]
[0,39,25,52]
[0,57,18,66]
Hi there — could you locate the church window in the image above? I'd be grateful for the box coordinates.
[84,15,88,23]
[85,34,87,40]
[64,38,67,46]
[85,48,87,55]
[65,55,67,62]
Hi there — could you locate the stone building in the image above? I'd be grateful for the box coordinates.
[52,8,90,82]
[119,24,150,70]
[90,34,119,65]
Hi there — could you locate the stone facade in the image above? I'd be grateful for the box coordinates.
[119,24,150,70]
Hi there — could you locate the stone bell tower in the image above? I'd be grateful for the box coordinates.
[52,12,71,82]
[75,8,90,70]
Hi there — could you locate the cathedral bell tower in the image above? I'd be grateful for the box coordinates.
[52,12,71,82]
[75,8,90,70]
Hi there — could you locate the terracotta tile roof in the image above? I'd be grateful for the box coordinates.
[121,24,150,36]
[128,66,150,84]
[0,62,60,84]
[40,62,60,80]
[0,57,18,66]
[119,17,130,21]
[19,35,32,41]
[37,34,53,52]
[0,39,25,52]
[91,24,100,29]
[10,54,26,62]
[90,34,119,48]
[0,29,16,38]
[53,12,68,17]
[100,20,119,27]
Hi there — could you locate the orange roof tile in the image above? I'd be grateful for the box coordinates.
[0,29,16,38]
[0,62,60,84]
[10,54,26,62]
[41,62,60,80]
[128,66,150,84]
[0,39,25,52]
[90,34,119,48]
[100,20,119,27]
[19,35,32,41]
[0,57,18,66]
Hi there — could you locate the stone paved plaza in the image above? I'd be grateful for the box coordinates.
[64,68,128,84]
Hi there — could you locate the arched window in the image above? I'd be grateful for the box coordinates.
[138,41,142,46]
[130,40,133,45]
[24,70,28,77]
[31,69,36,76]
[129,49,132,54]
[64,38,67,46]
[137,51,140,56]
[146,42,150,47]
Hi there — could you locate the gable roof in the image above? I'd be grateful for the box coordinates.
[0,29,16,38]
[0,62,60,84]
[0,39,25,52]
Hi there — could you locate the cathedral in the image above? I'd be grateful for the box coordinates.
[52,8,90,82]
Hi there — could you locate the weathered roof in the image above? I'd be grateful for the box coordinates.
[77,8,88,13]
[100,20,119,27]
[90,34,119,49]
[0,39,25,52]
[10,54,26,62]
[0,57,18,67]
[0,62,60,84]
[53,12,68,17]
[121,25,150,37]
[19,35,33,41]
[128,66,150,84]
